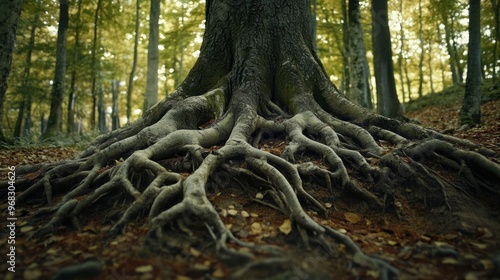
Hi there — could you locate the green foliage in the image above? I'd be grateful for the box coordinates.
[405,79,500,112]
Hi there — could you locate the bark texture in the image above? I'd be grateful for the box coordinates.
[0,0,23,143]
[460,0,482,126]
[44,0,69,138]
[348,0,372,109]
[371,0,401,118]
[12,0,500,278]
[144,0,160,111]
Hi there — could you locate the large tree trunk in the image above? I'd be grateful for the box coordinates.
[0,0,23,144]
[460,0,482,126]
[14,1,500,278]
[43,0,69,138]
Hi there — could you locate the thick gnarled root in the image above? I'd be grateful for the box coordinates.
[13,80,500,279]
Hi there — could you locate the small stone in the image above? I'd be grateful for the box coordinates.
[241,211,250,218]
[338,228,347,234]
[325,203,332,209]
[255,193,264,199]
[227,209,238,216]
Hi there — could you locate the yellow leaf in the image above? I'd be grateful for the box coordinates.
[344,212,361,224]
[250,222,262,235]
[135,265,153,273]
[190,247,201,257]
[279,219,292,235]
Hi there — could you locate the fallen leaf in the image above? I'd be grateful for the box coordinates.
[344,212,361,224]
[464,272,479,280]
[441,258,459,264]
[471,243,487,249]
[480,259,494,270]
[135,265,153,273]
[227,209,238,216]
[21,226,34,233]
[279,219,292,235]
[255,193,264,199]
[190,247,201,257]
[213,267,225,278]
[434,241,451,247]
[250,222,262,235]
[23,269,42,280]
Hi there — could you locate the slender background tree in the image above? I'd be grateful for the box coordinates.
[43,0,69,138]
[460,0,482,126]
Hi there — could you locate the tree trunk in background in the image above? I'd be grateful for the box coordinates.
[127,0,140,124]
[492,0,499,83]
[450,16,464,84]
[444,20,459,86]
[14,8,38,138]
[90,0,102,130]
[175,8,185,88]
[417,0,424,98]
[397,0,406,105]
[0,0,23,143]
[437,25,448,88]
[97,82,106,133]
[348,0,372,109]
[428,42,435,94]
[341,0,350,96]
[111,80,120,131]
[460,0,481,126]
[44,0,69,138]
[68,0,82,133]
[310,0,317,51]
[371,0,401,118]
[144,0,160,111]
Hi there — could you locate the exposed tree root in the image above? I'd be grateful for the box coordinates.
[13,27,500,280]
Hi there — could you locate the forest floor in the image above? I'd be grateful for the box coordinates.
[1,84,500,280]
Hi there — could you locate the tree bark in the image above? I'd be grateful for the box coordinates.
[90,0,102,130]
[144,0,160,111]
[371,0,401,118]
[460,0,482,126]
[14,8,38,138]
[67,0,82,133]
[15,2,500,279]
[44,0,69,138]
[417,0,425,99]
[0,0,23,143]
[341,0,350,97]
[111,80,120,131]
[492,0,499,83]
[348,0,372,109]
[126,0,140,124]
